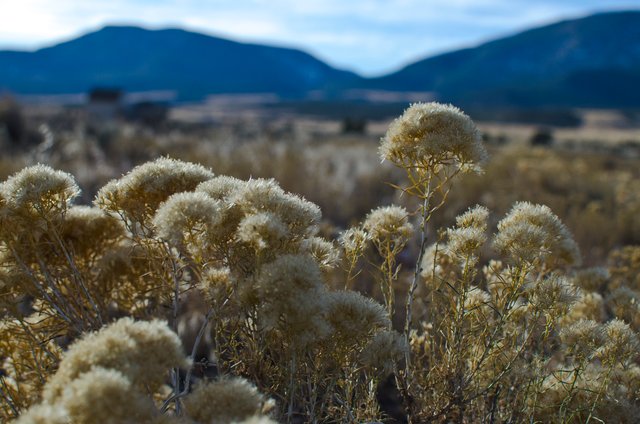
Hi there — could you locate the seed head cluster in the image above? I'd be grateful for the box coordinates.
[494,201,581,267]
[2,102,639,423]
[380,102,488,171]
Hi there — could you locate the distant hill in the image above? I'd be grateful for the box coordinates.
[0,26,362,100]
[367,11,640,108]
[1,11,639,107]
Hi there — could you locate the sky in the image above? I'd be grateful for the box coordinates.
[0,0,638,76]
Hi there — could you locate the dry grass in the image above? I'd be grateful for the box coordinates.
[1,103,640,423]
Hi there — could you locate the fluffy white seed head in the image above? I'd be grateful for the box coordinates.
[326,290,391,343]
[561,290,606,326]
[363,205,413,248]
[1,164,79,222]
[339,227,369,257]
[200,267,233,301]
[464,286,492,320]
[13,404,68,424]
[380,102,487,171]
[236,212,289,251]
[231,178,321,236]
[95,157,214,225]
[184,378,266,424]
[420,243,461,290]
[298,237,341,271]
[559,319,605,361]
[152,192,222,245]
[44,318,188,401]
[596,319,640,364]
[494,202,580,267]
[446,205,489,259]
[59,367,158,424]
[196,175,247,200]
[254,255,331,346]
[528,273,577,314]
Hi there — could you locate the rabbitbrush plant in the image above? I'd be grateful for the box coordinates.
[1,103,639,423]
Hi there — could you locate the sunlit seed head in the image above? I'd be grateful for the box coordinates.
[494,201,580,267]
[561,290,606,326]
[231,178,321,235]
[95,157,214,224]
[256,254,324,294]
[44,317,188,401]
[380,102,487,171]
[184,378,265,424]
[60,367,158,424]
[455,205,489,229]
[200,267,233,301]
[196,175,247,201]
[559,319,605,360]
[254,254,331,346]
[420,242,464,290]
[446,206,489,260]
[464,286,492,316]
[447,227,487,260]
[596,319,640,364]
[236,212,289,251]
[326,290,390,341]
[13,404,68,424]
[528,273,577,313]
[1,164,79,221]
[339,227,369,256]
[298,236,341,271]
[363,205,413,247]
[152,192,222,245]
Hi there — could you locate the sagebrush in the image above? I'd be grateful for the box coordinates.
[1,103,639,423]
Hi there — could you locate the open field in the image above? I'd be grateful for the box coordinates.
[2,101,640,423]
[2,101,640,263]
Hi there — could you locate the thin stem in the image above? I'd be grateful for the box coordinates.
[288,351,297,423]
[162,241,183,414]
[183,308,214,393]
[51,227,104,325]
[403,176,432,378]
[0,377,19,417]
[160,308,214,414]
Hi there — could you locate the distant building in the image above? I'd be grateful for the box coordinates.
[87,88,123,121]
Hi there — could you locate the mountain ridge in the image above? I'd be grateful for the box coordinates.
[367,10,640,107]
[0,25,361,100]
[1,11,639,107]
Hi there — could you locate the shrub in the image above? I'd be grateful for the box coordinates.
[1,102,638,423]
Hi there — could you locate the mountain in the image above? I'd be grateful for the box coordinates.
[0,26,362,100]
[1,11,639,107]
[367,10,640,108]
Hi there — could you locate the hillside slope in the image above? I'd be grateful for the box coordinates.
[0,26,362,100]
[368,11,640,107]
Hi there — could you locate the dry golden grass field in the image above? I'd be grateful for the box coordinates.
[2,100,640,423]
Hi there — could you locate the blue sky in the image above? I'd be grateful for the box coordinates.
[0,0,638,76]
